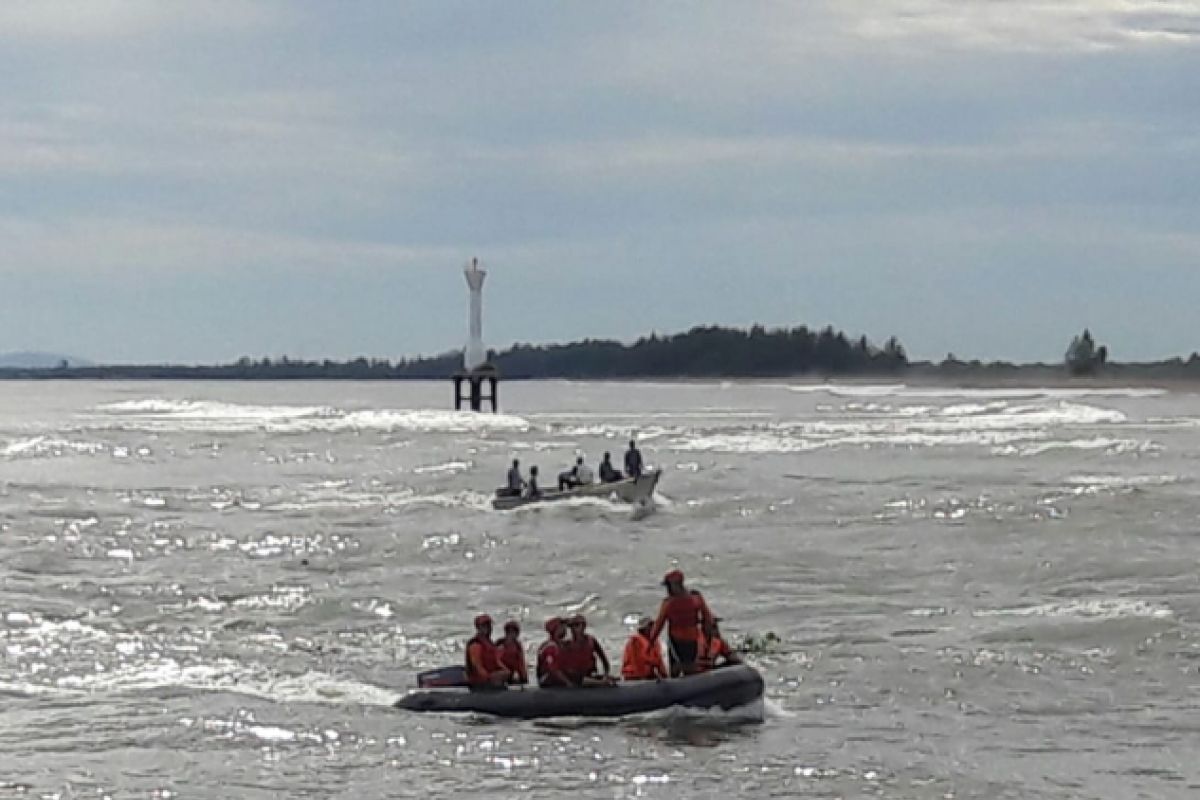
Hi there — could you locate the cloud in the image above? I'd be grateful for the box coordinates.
[0,0,276,41]
[842,0,1200,51]
[0,217,457,275]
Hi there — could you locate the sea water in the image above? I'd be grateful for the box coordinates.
[0,379,1197,798]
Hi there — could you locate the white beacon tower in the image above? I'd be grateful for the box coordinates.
[463,257,487,371]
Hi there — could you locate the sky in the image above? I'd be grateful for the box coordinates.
[2,1,1198,364]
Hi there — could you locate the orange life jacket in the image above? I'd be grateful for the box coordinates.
[696,633,731,671]
[465,634,504,685]
[621,632,666,680]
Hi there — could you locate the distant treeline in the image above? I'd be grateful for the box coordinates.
[8,324,1200,381]
[0,324,908,379]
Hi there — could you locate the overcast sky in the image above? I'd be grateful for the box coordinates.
[2,1,1198,364]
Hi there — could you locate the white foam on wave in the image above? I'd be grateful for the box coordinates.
[267,489,493,514]
[994,437,1160,457]
[50,660,398,707]
[1,436,107,458]
[1063,474,1183,493]
[412,460,474,475]
[973,599,1174,620]
[671,400,1137,454]
[509,495,634,514]
[784,384,1165,400]
[95,398,530,434]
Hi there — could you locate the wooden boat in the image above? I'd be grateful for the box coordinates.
[491,470,661,511]
[395,664,763,719]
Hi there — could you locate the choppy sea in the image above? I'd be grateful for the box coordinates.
[1,379,1198,799]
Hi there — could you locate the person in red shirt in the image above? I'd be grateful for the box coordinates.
[536,617,574,688]
[647,570,714,676]
[564,614,615,687]
[621,616,668,680]
[495,620,529,685]
[696,617,741,672]
[465,614,510,690]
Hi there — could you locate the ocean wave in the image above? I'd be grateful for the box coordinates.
[993,438,1160,457]
[1063,474,1183,493]
[784,384,1166,400]
[94,399,531,434]
[1,436,107,459]
[670,400,1133,453]
[973,599,1174,620]
[265,489,493,514]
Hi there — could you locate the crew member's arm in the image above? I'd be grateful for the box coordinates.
[647,598,670,642]
[719,639,742,666]
[651,645,668,679]
[697,593,715,632]
[592,638,611,676]
[516,652,529,684]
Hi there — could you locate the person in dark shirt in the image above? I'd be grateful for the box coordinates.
[525,466,542,498]
[624,440,644,479]
[598,452,623,483]
[498,459,524,497]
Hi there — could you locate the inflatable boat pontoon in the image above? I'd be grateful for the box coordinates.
[394,664,764,719]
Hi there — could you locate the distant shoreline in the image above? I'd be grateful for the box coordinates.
[5,323,1196,387]
[0,364,1196,388]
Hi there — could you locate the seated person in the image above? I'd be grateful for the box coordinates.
[621,616,667,680]
[558,456,592,491]
[536,618,573,688]
[697,617,742,672]
[497,459,524,498]
[465,615,511,690]
[524,466,542,498]
[563,614,615,686]
[495,619,528,685]
[598,452,623,483]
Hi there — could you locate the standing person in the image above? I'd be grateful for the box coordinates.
[536,618,573,688]
[697,617,741,672]
[599,452,622,483]
[495,620,529,685]
[465,615,510,690]
[624,440,644,479]
[647,570,714,676]
[500,459,524,498]
[564,614,613,685]
[621,616,668,680]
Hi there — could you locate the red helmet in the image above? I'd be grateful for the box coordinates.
[663,569,685,585]
[504,619,520,632]
[474,614,493,628]
[544,617,563,633]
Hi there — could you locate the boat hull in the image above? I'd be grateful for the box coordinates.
[491,470,660,511]
[394,664,764,719]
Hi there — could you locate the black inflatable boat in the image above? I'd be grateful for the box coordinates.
[394,664,764,720]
